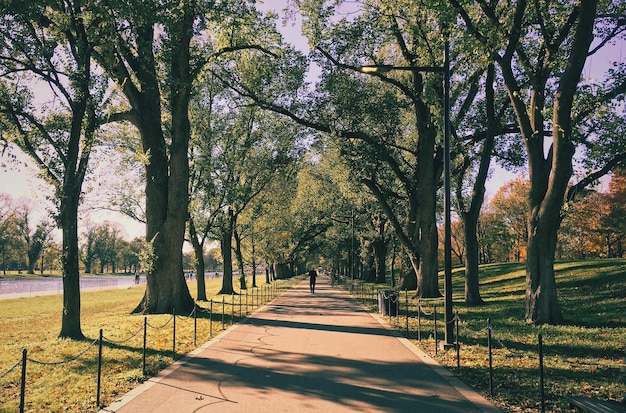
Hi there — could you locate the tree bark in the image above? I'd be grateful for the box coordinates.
[219,213,236,295]
[234,226,247,290]
[189,219,207,301]
[59,186,84,339]
[127,3,195,315]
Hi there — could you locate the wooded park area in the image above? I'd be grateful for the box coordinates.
[0,0,624,340]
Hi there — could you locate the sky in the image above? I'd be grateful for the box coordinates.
[2,3,621,242]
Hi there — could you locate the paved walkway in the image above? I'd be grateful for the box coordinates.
[100,276,501,413]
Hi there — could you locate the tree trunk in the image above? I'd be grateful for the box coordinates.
[460,65,495,306]
[219,221,236,294]
[233,226,247,290]
[418,222,440,297]
[373,217,387,284]
[525,209,564,324]
[58,192,84,340]
[463,214,484,305]
[399,253,417,290]
[193,241,207,301]
[497,0,596,325]
[189,219,207,301]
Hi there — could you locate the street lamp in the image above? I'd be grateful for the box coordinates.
[358,41,454,347]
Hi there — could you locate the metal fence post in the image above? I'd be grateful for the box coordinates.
[142,317,147,376]
[487,318,493,396]
[539,334,545,413]
[405,289,409,334]
[417,299,421,341]
[97,329,103,408]
[455,311,460,372]
[434,305,438,355]
[19,348,27,413]
[172,308,176,359]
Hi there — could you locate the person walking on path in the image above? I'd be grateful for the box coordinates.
[308,268,317,293]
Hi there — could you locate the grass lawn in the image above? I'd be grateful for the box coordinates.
[364,259,626,412]
[0,274,302,412]
[0,260,624,412]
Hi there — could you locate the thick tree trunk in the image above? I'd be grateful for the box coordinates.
[463,215,484,305]
[219,227,236,295]
[418,222,440,297]
[132,104,195,314]
[59,193,84,340]
[234,227,247,290]
[525,210,563,324]
[399,253,417,290]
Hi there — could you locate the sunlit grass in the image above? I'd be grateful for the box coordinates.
[354,259,626,413]
[0,275,303,412]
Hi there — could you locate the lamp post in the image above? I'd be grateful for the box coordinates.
[358,41,454,347]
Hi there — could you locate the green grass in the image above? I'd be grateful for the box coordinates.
[0,275,303,412]
[1,261,625,412]
[353,259,626,412]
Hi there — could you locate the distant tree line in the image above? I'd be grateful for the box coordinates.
[0,194,223,275]
[443,169,626,267]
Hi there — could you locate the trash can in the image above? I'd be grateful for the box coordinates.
[378,290,399,316]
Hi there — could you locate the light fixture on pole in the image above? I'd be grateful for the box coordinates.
[358,41,454,347]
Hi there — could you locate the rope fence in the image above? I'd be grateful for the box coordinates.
[0,278,295,413]
[346,282,625,413]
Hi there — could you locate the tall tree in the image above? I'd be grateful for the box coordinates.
[0,0,110,338]
[91,0,208,313]
[450,0,626,323]
[234,1,461,296]
[93,0,285,312]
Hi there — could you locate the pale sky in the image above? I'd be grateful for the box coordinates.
[2,4,620,241]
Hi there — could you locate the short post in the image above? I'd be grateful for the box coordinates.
[231,293,235,324]
[19,348,27,413]
[209,299,213,337]
[539,334,545,413]
[405,289,409,334]
[96,329,103,408]
[434,305,438,355]
[417,299,422,341]
[221,296,225,329]
[619,355,626,404]
[142,317,147,376]
[455,311,460,372]
[487,319,493,396]
[172,308,176,359]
